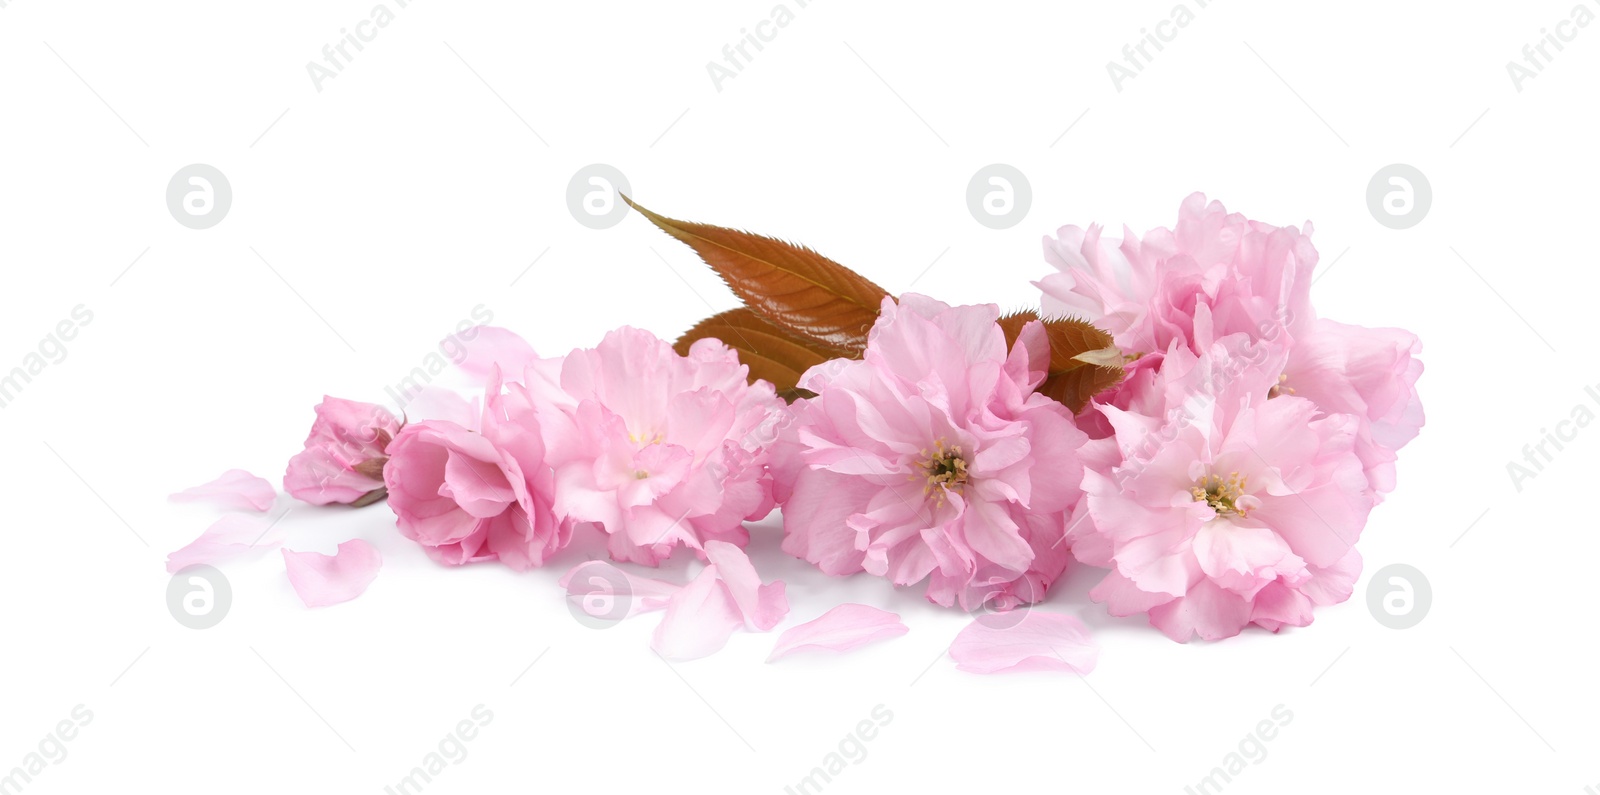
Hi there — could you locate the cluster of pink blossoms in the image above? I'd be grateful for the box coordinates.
[378,327,786,571]
[1040,193,1424,640]
[263,193,1420,651]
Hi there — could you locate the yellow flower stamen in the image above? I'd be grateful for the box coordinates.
[912,438,969,506]
[1191,471,1250,517]
[1268,373,1296,398]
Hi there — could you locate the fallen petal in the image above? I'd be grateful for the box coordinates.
[560,560,682,620]
[651,566,743,661]
[170,469,276,512]
[166,514,285,573]
[949,611,1099,675]
[703,540,789,632]
[282,539,383,608]
[767,604,908,662]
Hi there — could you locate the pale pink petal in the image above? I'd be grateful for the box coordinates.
[767,604,908,662]
[402,387,480,428]
[448,326,539,384]
[559,560,682,619]
[169,469,276,512]
[948,610,1099,674]
[165,514,284,573]
[282,539,382,608]
[651,566,743,661]
[703,540,789,631]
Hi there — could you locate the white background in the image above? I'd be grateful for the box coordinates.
[2,1,1597,792]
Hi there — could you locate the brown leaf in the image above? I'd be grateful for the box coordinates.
[675,308,834,402]
[999,310,1125,414]
[624,196,890,355]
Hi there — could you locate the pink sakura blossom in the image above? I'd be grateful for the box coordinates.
[283,397,401,506]
[1071,338,1374,642]
[772,294,1088,610]
[1037,192,1317,359]
[518,327,787,566]
[382,372,567,569]
[1037,194,1423,495]
[1280,319,1424,495]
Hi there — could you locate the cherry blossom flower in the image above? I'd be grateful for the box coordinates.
[383,373,566,569]
[283,397,400,507]
[1038,194,1423,494]
[519,327,787,566]
[1071,338,1374,641]
[773,294,1087,609]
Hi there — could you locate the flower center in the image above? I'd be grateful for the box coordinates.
[1191,471,1250,517]
[1268,373,1296,398]
[915,438,969,505]
[628,431,665,446]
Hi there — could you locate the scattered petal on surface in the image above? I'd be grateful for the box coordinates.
[767,604,908,662]
[165,514,285,573]
[560,560,682,620]
[703,541,789,631]
[948,611,1099,675]
[169,469,276,512]
[651,565,744,661]
[282,540,383,608]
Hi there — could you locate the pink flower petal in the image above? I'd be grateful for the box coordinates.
[948,611,1099,675]
[651,565,744,661]
[166,514,285,573]
[703,540,789,631]
[767,604,908,662]
[402,387,480,428]
[169,469,276,512]
[448,326,539,384]
[282,539,383,608]
[559,560,682,620]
